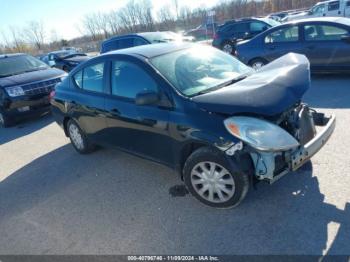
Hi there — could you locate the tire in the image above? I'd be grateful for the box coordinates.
[183,147,249,208]
[0,110,13,128]
[67,119,95,154]
[249,58,267,70]
[221,41,235,54]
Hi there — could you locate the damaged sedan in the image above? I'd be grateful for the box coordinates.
[51,43,335,208]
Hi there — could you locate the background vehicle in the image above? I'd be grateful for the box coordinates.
[52,53,90,72]
[212,18,280,54]
[236,17,350,71]
[51,43,334,208]
[283,0,350,21]
[41,50,73,67]
[100,31,193,54]
[0,53,65,127]
[184,22,218,40]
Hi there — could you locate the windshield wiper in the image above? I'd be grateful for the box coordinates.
[194,74,249,96]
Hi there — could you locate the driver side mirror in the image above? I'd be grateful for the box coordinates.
[341,35,350,43]
[135,90,159,106]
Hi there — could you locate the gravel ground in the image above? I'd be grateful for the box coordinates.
[0,74,349,255]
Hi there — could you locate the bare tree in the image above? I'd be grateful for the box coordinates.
[25,20,45,50]
[9,26,25,52]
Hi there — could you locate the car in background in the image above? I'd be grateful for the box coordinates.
[100,31,194,54]
[52,53,90,72]
[212,18,280,54]
[235,17,350,71]
[283,0,350,22]
[51,43,335,208]
[183,23,218,40]
[0,53,65,127]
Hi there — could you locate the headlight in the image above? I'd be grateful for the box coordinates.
[5,86,25,97]
[224,116,299,151]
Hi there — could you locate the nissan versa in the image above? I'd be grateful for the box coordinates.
[51,43,335,208]
[0,53,66,127]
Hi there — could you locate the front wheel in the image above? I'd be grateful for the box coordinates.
[67,119,95,154]
[183,147,249,208]
[249,58,267,70]
[0,110,13,128]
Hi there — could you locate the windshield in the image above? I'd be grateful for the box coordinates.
[0,55,48,78]
[150,46,252,96]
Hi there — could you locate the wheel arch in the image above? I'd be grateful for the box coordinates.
[248,57,269,67]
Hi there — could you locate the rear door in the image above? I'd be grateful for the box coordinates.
[263,25,302,61]
[326,1,342,16]
[300,22,350,70]
[104,57,173,164]
[69,61,108,143]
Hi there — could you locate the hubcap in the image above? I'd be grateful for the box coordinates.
[222,44,233,54]
[0,113,4,125]
[69,123,84,150]
[191,162,235,203]
[252,61,265,70]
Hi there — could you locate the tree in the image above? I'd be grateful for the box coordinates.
[25,20,45,50]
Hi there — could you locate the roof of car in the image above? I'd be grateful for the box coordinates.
[0,53,25,59]
[102,42,194,59]
[284,17,350,26]
[103,31,174,43]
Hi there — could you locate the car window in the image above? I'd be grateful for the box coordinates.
[73,63,104,92]
[111,61,158,99]
[312,4,325,14]
[133,37,148,46]
[119,38,134,49]
[250,22,268,32]
[304,24,348,41]
[102,40,119,53]
[265,26,299,43]
[328,1,340,11]
[347,0,350,7]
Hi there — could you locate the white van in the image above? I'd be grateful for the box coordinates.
[284,0,350,21]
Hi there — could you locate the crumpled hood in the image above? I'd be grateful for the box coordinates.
[192,53,310,117]
[0,67,65,87]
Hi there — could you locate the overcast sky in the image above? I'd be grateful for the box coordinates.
[0,0,219,41]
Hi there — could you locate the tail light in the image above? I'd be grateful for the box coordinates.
[49,90,56,102]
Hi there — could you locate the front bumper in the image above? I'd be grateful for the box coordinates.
[291,114,336,171]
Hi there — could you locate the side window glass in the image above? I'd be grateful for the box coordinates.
[250,22,267,32]
[111,61,158,99]
[119,38,134,49]
[134,37,148,46]
[328,1,340,11]
[305,25,348,41]
[73,63,105,92]
[265,26,299,43]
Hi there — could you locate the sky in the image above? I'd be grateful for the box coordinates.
[0,0,219,42]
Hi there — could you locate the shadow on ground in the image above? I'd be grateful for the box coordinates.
[0,144,349,255]
[305,74,350,109]
[0,113,53,145]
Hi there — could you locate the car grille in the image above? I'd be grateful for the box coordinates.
[22,78,61,96]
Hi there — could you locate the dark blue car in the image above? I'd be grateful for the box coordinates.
[236,17,350,71]
[51,43,335,208]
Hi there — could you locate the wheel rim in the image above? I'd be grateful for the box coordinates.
[252,61,265,70]
[0,113,4,125]
[222,44,233,54]
[191,162,235,203]
[68,123,84,150]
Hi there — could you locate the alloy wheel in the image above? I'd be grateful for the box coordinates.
[222,44,233,54]
[68,123,84,150]
[191,161,235,203]
[252,61,265,70]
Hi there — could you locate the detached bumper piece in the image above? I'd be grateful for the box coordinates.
[291,114,336,171]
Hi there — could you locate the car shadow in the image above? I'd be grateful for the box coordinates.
[305,74,350,109]
[0,112,53,145]
[0,145,349,255]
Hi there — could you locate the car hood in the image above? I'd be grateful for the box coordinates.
[0,67,65,88]
[192,53,310,117]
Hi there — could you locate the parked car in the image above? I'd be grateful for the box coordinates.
[283,0,350,22]
[212,18,280,54]
[51,53,90,72]
[100,31,194,54]
[0,53,66,127]
[184,23,218,40]
[236,17,350,71]
[51,43,335,208]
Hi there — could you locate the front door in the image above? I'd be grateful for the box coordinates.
[104,59,173,165]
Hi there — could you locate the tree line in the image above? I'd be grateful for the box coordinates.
[0,0,320,55]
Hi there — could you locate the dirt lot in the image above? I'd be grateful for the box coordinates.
[0,74,349,255]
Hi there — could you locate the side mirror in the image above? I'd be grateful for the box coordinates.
[341,35,350,43]
[135,90,159,106]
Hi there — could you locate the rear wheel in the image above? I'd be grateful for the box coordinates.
[221,41,235,54]
[249,58,267,70]
[183,147,249,208]
[67,119,95,154]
